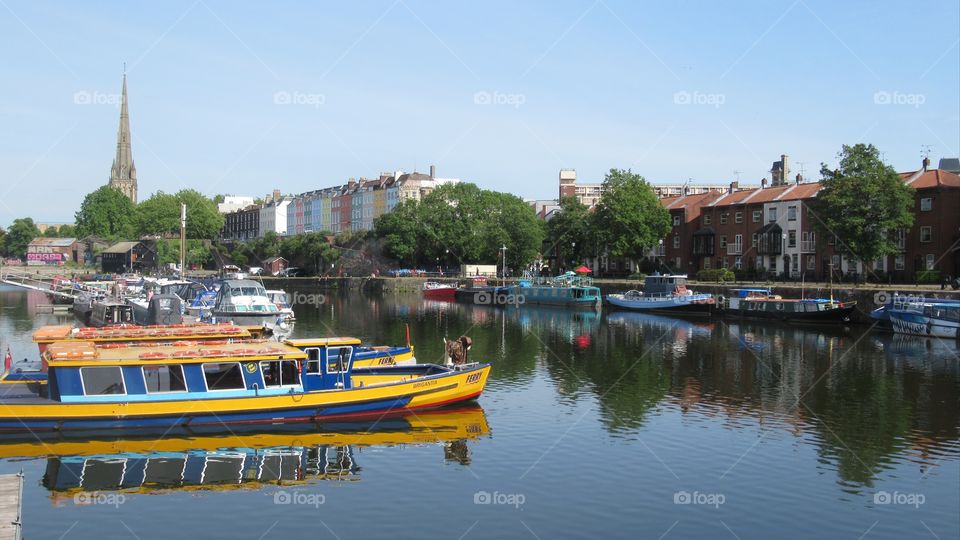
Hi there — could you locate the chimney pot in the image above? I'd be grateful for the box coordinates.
[922,156,930,171]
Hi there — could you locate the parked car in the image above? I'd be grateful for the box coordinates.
[276,267,301,277]
[248,267,263,276]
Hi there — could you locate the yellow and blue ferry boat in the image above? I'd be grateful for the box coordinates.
[0,339,488,432]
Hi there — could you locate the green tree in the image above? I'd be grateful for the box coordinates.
[136,190,224,239]
[591,169,671,266]
[57,224,76,238]
[75,186,136,239]
[43,226,60,238]
[812,144,914,274]
[374,200,421,265]
[281,232,340,275]
[4,218,40,259]
[478,191,544,272]
[0,227,6,256]
[546,196,591,268]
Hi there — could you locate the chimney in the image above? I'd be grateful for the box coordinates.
[348,178,357,190]
[273,189,281,202]
[795,173,802,184]
[922,156,930,171]
[429,165,436,179]
[781,154,789,181]
[761,177,768,188]
[728,181,737,194]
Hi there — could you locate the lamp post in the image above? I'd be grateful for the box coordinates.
[658,238,664,273]
[500,244,507,281]
[571,241,576,269]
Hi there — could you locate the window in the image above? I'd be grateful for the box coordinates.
[895,255,905,270]
[752,210,761,222]
[751,233,758,248]
[704,258,712,269]
[143,365,186,393]
[673,235,680,249]
[720,213,728,225]
[735,211,743,223]
[673,215,681,226]
[768,208,777,222]
[203,363,245,391]
[788,206,797,221]
[720,235,727,249]
[722,258,729,269]
[675,257,681,268]
[734,234,742,248]
[734,256,742,269]
[788,230,796,248]
[920,226,932,243]
[261,360,301,388]
[920,198,932,211]
[305,347,321,374]
[81,366,125,395]
[703,214,711,225]
[926,254,935,270]
[327,346,352,374]
[791,254,799,272]
[807,256,815,270]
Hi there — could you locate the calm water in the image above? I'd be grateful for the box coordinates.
[0,285,958,539]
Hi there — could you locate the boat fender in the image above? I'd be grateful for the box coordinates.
[717,295,725,307]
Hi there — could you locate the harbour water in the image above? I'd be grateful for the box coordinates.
[0,285,957,539]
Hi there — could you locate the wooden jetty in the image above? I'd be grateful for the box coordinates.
[0,473,23,540]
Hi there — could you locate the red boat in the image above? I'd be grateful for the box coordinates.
[422,281,457,299]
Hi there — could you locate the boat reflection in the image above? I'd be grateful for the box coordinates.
[0,406,489,502]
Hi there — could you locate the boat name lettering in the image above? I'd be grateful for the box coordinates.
[413,379,438,389]
[466,372,482,384]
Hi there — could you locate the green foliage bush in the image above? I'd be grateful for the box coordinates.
[697,268,735,282]
[915,270,941,284]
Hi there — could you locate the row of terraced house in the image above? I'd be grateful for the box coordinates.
[655,158,960,282]
[221,167,459,241]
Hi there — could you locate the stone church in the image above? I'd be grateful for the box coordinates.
[107,72,137,204]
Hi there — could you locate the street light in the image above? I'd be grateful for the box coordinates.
[500,244,507,280]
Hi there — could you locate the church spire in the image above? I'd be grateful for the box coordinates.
[108,68,137,204]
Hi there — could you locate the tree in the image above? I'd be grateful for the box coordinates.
[546,196,591,268]
[136,190,225,239]
[43,226,60,238]
[478,191,544,272]
[4,218,40,259]
[374,200,421,265]
[0,227,6,256]
[57,224,76,238]
[281,232,340,275]
[75,186,136,239]
[811,144,914,273]
[591,169,671,266]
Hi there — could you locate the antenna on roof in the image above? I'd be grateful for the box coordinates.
[733,170,741,183]
[920,145,932,159]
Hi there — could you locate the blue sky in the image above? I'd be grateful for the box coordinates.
[1,0,957,225]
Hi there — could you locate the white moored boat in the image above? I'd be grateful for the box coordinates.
[606,273,714,317]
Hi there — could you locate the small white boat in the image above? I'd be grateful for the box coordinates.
[266,289,296,322]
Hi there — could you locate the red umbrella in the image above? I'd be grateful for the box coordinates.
[574,265,592,274]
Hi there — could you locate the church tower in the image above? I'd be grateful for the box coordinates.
[108,71,138,203]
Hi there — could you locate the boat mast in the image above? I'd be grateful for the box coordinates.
[179,203,186,279]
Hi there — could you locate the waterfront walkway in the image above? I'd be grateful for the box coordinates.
[0,473,22,540]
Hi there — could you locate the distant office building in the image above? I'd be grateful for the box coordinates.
[557,169,752,207]
[217,196,256,214]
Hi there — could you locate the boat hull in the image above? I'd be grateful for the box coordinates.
[722,303,856,324]
[0,364,490,433]
[606,294,714,317]
[888,310,960,339]
[509,286,601,308]
[423,287,457,300]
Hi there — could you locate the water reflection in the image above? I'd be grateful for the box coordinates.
[0,406,489,502]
